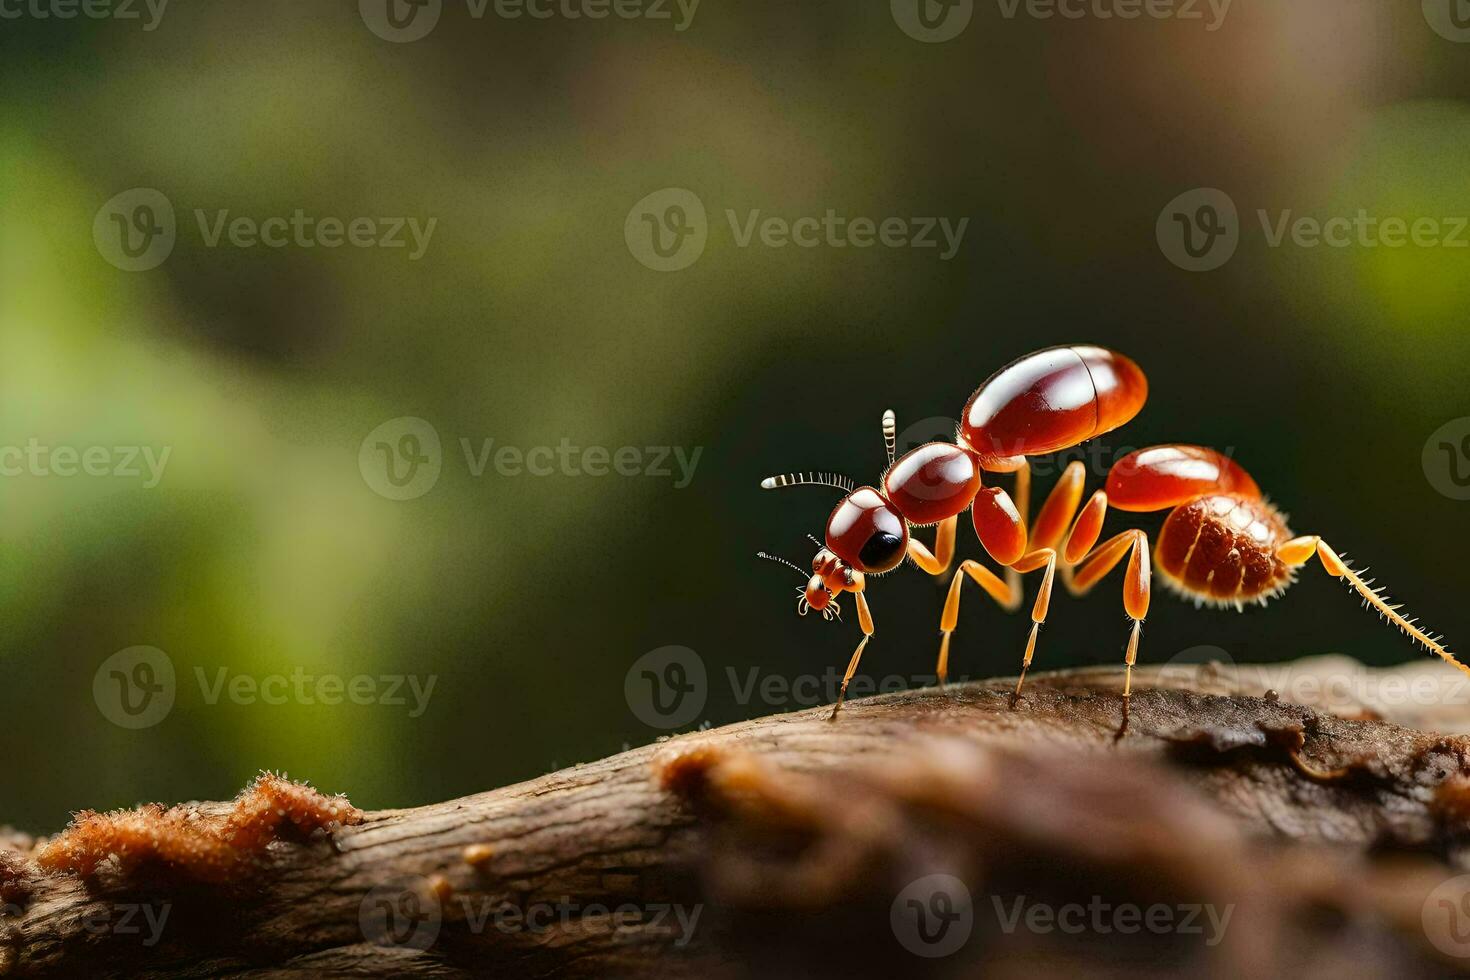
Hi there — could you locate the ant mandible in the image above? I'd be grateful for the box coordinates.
[758,344,1463,722]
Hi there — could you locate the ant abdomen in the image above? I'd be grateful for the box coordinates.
[961,345,1147,462]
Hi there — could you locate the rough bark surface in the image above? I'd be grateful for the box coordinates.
[6,658,1470,977]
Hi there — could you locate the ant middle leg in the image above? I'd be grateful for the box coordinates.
[936,559,1018,688]
[1068,529,1152,733]
[1008,547,1058,704]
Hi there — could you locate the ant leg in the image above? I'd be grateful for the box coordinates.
[1005,461,1032,597]
[907,516,958,577]
[1069,529,1152,729]
[882,409,897,467]
[1277,536,1466,677]
[1008,548,1058,703]
[1063,489,1109,566]
[830,592,876,720]
[937,559,1017,687]
[1028,461,1087,553]
[1058,488,1108,595]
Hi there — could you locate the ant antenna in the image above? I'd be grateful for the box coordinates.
[756,552,808,578]
[806,534,824,550]
[759,471,856,494]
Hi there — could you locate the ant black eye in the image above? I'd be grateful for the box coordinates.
[858,531,905,572]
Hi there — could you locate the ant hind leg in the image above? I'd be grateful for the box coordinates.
[1068,529,1152,735]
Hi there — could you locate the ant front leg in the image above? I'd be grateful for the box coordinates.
[1277,535,1467,677]
[907,515,958,578]
[830,591,875,720]
[937,481,1053,695]
[1068,529,1152,733]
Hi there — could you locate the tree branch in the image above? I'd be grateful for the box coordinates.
[6,659,1470,977]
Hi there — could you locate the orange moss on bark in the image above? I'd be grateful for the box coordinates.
[33,772,362,883]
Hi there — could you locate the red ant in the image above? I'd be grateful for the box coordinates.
[758,344,1462,722]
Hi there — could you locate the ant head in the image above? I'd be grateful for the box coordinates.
[808,535,865,594]
[757,546,855,623]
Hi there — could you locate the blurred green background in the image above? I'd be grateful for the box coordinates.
[3,0,1469,831]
